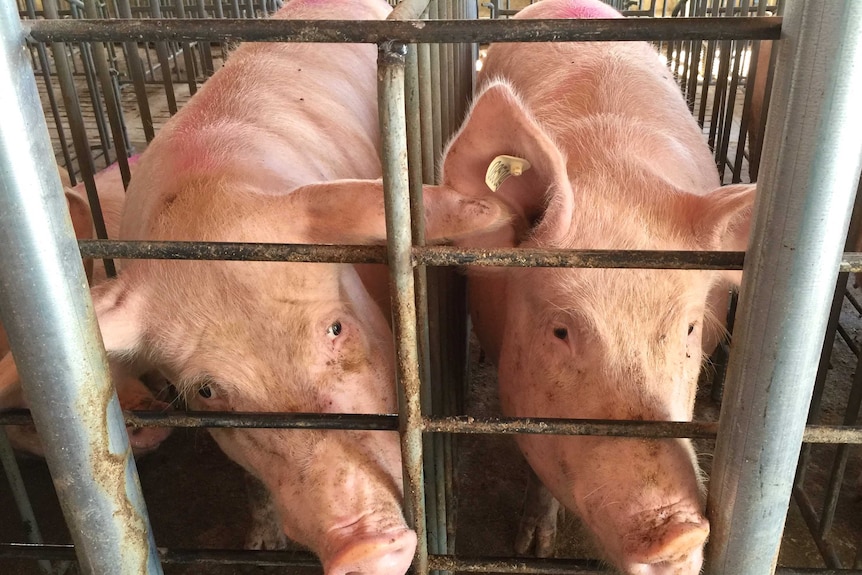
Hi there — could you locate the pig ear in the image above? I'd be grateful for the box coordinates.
[690,183,757,285]
[66,189,95,284]
[289,179,510,244]
[90,277,148,356]
[439,80,573,237]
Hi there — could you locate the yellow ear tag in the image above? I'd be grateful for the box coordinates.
[485,155,532,192]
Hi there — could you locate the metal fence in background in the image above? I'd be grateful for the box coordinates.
[2,1,862,575]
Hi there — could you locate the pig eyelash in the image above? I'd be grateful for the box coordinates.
[326,321,342,339]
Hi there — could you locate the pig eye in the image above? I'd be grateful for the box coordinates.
[687,323,695,336]
[327,321,342,338]
[198,384,212,399]
[553,327,568,340]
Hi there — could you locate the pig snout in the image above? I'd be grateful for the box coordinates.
[622,507,709,575]
[126,397,173,455]
[323,524,417,575]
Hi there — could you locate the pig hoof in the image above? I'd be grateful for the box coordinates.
[246,524,288,551]
[514,511,558,557]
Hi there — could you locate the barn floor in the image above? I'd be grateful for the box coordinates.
[4,9,861,574]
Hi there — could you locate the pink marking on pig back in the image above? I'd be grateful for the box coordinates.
[518,0,623,19]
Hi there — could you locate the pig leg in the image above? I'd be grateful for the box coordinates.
[244,472,289,550]
[515,468,561,558]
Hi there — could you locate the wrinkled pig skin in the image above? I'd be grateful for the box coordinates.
[86,1,507,573]
[1,157,173,458]
[2,159,172,454]
[433,0,756,573]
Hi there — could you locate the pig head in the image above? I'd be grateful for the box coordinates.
[87,1,506,573]
[1,157,173,458]
[432,1,756,573]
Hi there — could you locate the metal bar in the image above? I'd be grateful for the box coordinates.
[172,0,198,96]
[195,0,214,75]
[40,0,116,277]
[3,544,861,575]
[795,272,849,490]
[705,3,862,574]
[148,0,179,115]
[2,409,861,443]
[0,429,54,575]
[72,239,862,272]
[378,40,429,575]
[115,0,156,142]
[76,240,756,268]
[24,16,784,44]
[0,2,162,573]
[81,0,132,185]
[0,409,400,429]
[817,345,862,538]
[791,486,843,568]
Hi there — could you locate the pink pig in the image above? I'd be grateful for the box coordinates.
[434,1,755,573]
[87,0,506,573]
[1,157,173,457]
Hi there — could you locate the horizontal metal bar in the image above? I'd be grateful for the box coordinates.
[78,239,388,263]
[0,409,399,430]
[1,545,859,575]
[24,16,782,44]
[1,409,860,443]
[72,240,862,271]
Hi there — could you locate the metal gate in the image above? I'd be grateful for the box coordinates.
[1,1,862,574]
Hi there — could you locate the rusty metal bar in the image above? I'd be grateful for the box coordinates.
[378,39,429,575]
[791,486,843,568]
[24,16,783,44]
[705,2,862,573]
[3,409,861,443]
[71,239,862,271]
[0,1,162,571]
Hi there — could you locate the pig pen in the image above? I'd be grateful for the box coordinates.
[2,1,862,574]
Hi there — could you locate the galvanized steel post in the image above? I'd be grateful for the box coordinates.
[705,2,862,574]
[378,39,429,575]
[0,3,163,574]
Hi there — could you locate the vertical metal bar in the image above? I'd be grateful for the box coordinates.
[195,0,215,76]
[418,39,435,184]
[0,4,163,573]
[116,0,156,143]
[149,0,179,115]
[429,0,442,166]
[716,3,748,180]
[378,40,428,575]
[704,3,862,574]
[172,0,198,95]
[0,429,55,575]
[41,0,115,277]
[76,40,113,166]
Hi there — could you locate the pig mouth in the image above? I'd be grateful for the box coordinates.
[616,508,709,575]
[321,524,417,575]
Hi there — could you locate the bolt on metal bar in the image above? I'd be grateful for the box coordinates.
[378,39,428,575]
[0,1,162,572]
[0,429,54,575]
[705,2,862,574]
[23,16,784,44]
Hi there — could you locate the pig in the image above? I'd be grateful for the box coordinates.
[86,0,507,573]
[1,158,173,458]
[425,0,755,573]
